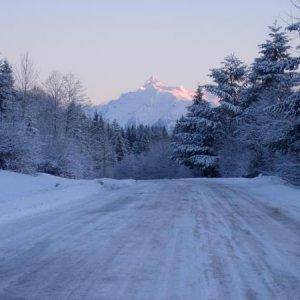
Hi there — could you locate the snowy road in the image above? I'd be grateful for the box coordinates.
[0,178,299,299]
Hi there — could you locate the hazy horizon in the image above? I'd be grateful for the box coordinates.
[1,0,297,104]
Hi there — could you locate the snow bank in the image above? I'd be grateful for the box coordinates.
[213,175,300,221]
[219,176,299,204]
[0,170,84,202]
[96,178,136,190]
[186,175,299,220]
[0,171,136,224]
[0,171,98,223]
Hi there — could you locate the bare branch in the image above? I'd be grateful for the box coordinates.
[62,73,87,106]
[15,52,38,92]
[291,0,300,9]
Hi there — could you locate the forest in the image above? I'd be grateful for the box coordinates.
[0,22,299,184]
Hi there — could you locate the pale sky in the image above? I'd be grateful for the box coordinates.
[0,0,297,103]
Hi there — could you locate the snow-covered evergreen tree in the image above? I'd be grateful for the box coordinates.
[204,54,247,118]
[110,120,127,161]
[136,124,151,154]
[89,112,116,177]
[265,22,300,183]
[245,23,299,107]
[202,55,248,176]
[236,23,300,178]
[0,59,19,170]
[0,59,15,119]
[0,59,39,172]
[172,87,219,177]
[62,102,93,178]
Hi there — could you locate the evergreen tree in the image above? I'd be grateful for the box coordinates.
[203,55,248,176]
[204,54,247,118]
[172,87,219,177]
[236,23,300,178]
[136,124,151,154]
[62,101,93,178]
[0,59,15,118]
[0,59,40,172]
[0,59,17,169]
[89,112,116,177]
[125,125,137,154]
[110,120,127,161]
[245,23,299,107]
[264,22,300,183]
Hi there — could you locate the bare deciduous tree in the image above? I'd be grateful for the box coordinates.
[43,71,65,136]
[62,73,87,106]
[44,71,65,107]
[15,52,38,118]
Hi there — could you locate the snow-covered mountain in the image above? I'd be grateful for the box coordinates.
[93,76,217,128]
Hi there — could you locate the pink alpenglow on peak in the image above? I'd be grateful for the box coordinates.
[140,76,194,101]
[142,76,162,87]
[95,77,218,128]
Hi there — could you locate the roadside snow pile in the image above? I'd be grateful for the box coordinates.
[0,170,135,223]
[0,170,84,202]
[0,171,135,224]
[96,178,136,190]
[217,175,300,222]
[186,175,299,221]
[222,175,298,204]
[0,171,100,223]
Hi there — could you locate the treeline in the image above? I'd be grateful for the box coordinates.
[172,23,300,184]
[0,57,189,179]
[1,22,299,183]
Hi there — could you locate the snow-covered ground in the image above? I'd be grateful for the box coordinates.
[0,171,299,299]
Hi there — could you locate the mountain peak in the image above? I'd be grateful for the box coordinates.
[93,77,218,128]
[140,76,194,100]
[146,76,160,84]
[142,76,163,89]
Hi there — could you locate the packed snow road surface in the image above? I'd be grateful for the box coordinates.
[0,172,299,299]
